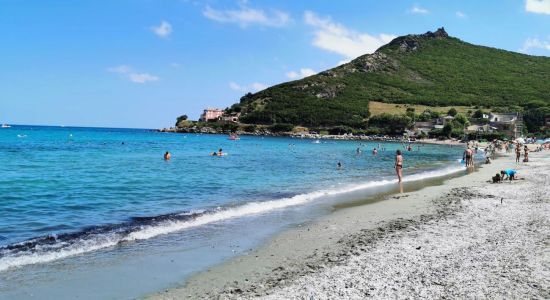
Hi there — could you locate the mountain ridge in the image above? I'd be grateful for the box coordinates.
[226,28,550,128]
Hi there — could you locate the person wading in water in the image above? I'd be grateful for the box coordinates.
[395,150,403,182]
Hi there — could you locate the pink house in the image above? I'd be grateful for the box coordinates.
[199,108,224,122]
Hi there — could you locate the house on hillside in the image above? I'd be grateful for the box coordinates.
[199,108,224,122]
[222,112,241,123]
[436,115,455,125]
[413,121,434,135]
[466,124,494,134]
[488,112,522,138]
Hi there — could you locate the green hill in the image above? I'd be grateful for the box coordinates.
[227,28,550,130]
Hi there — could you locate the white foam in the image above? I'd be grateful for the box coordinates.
[0,163,465,272]
[0,237,120,272]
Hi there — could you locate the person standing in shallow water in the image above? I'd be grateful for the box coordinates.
[164,151,171,160]
[395,150,403,182]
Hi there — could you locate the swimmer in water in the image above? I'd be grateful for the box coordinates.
[218,148,223,156]
[164,151,171,160]
[373,148,378,155]
[337,161,342,168]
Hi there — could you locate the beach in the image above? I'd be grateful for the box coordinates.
[150,150,549,299]
[1,127,475,300]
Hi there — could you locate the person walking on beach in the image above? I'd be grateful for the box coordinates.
[516,145,521,162]
[523,145,529,162]
[395,150,403,182]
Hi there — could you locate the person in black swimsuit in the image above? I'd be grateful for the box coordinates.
[395,150,403,182]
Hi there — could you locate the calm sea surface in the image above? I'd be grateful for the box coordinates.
[0,125,466,299]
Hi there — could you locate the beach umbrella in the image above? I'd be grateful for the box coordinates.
[515,137,525,144]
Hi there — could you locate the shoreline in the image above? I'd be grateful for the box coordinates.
[148,151,549,299]
[159,128,461,144]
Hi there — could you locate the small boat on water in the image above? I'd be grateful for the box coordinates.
[1,124,11,128]
[228,133,240,140]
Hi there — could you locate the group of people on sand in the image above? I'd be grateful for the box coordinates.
[515,144,529,163]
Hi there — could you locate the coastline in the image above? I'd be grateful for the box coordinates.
[158,128,466,145]
[148,151,549,299]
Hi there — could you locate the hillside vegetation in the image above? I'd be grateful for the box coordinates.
[227,28,550,130]
[368,101,473,117]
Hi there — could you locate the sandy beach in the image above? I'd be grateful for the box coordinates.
[149,150,549,299]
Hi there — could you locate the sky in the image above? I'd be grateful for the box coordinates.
[1,0,550,128]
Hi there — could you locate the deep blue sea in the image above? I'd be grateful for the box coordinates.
[0,125,467,299]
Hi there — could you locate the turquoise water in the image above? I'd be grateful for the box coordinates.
[0,125,466,298]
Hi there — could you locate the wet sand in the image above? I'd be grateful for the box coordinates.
[148,151,549,299]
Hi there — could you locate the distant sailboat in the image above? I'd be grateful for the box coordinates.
[1,124,11,128]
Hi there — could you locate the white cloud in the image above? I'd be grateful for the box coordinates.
[304,11,396,60]
[520,36,550,53]
[108,65,160,84]
[107,65,132,74]
[203,3,291,28]
[151,21,172,38]
[229,82,243,91]
[337,59,351,66]
[285,68,317,79]
[525,0,550,15]
[410,5,429,14]
[129,73,159,83]
[229,81,269,92]
[456,11,466,18]
[251,82,268,91]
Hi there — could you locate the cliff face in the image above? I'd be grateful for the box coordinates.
[230,28,550,127]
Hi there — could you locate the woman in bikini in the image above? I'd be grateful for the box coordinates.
[395,149,403,182]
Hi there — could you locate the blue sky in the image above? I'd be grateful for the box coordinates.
[1,0,550,128]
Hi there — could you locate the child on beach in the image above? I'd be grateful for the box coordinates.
[500,169,518,181]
